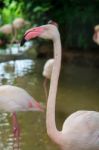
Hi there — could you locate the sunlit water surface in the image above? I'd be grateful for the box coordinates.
[0,49,99,149]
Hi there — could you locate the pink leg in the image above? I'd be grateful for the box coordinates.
[12,112,20,149]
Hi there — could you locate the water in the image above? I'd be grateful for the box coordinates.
[0,42,33,55]
[0,56,99,150]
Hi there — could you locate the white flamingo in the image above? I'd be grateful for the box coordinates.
[21,23,99,150]
[42,58,54,99]
[0,85,43,148]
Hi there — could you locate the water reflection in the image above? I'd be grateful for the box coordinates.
[0,112,21,150]
[0,42,33,55]
[0,59,34,85]
[0,113,10,150]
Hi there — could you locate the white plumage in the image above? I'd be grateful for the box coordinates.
[0,85,43,112]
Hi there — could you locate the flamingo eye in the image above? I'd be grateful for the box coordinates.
[33,28,36,31]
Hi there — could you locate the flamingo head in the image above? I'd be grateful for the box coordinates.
[20,23,59,46]
[29,101,44,112]
[48,20,58,27]
[93,25,99,45]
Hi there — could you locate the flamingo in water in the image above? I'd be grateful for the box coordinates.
[42,58,54,99]
[21,23,99,150]
[0,85,43,148]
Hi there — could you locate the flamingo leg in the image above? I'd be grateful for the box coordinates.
[12,112,20,150]
[43,78,49,100]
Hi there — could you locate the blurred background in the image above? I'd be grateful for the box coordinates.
[0,0,99,150]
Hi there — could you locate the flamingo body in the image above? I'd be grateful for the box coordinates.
[0,85,43,112]
[61,110,99,150]
[0,24,13,35]
[21,24,99,150]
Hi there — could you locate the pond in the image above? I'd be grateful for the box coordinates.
[0,53,99,149]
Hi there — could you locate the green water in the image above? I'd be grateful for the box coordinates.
[0,58,99,150]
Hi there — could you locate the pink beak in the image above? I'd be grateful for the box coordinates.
[28,100,44,112]
[20,26,44,46]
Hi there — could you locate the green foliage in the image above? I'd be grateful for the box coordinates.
[1,0,99,50]
[20,0,99,50]
[46,0,99,50]
[21,1,51,25]
[1,0,24,24]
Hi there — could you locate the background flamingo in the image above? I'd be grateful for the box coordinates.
[0,18,30,44]
[42,58,54,99]
[0,24,13,35]
[93,24,99,45]
[0,85,43,149]
[12,18,30,42]
[21,23,99,150]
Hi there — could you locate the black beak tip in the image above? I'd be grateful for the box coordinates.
[20,37,26,46]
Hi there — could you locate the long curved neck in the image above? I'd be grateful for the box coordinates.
[46,34,62,143]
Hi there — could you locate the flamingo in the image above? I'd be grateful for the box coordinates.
[0,18,30,44]
[0,24,13,35]
[0,23,16,44]
[93,25,99,45]
[12,18,30,42]
[42,58,54,99]
[21,23,99,150]
[0,85,43,149]
[13,18,30,30]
